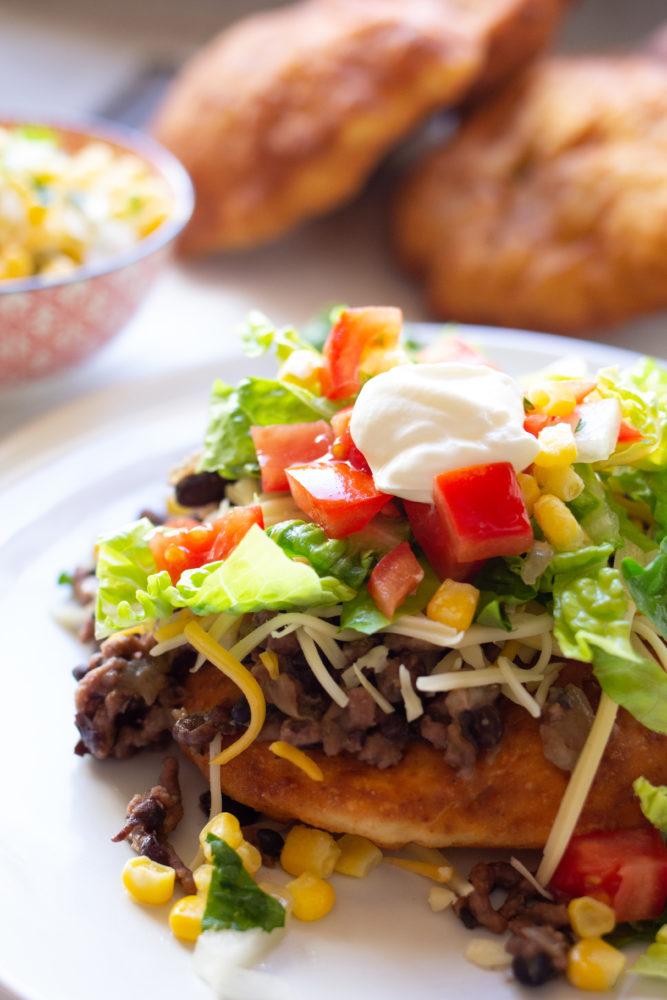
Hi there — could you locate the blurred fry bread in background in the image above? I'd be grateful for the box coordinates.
[152,0,569,255]
[393,54,667,336]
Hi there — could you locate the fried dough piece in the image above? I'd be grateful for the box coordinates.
[152,0,568,255]
[394,56,667,335]
[177,662,667,849]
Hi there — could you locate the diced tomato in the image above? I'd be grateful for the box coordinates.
[150,506,263,583]
[250,421,333,492]
[432,462,534,563]
[347,511,411,554]
[367,542,424,619]
[617,419,644,444]
[524,412,553,437]
[404,499,483,581]
[550,828,667,924]
[286,460,389,538]
[320,306,402,400]
[330,406,370,471]
[415,336,491,366]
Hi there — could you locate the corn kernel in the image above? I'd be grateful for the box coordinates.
[533,494,585,551]
[278,349,323,392]
[200,811,244,860]
[280,825,341,878]
[287,872,336,921]
[567,938,626,991]
[193,863,214,897]
[1,246,32,279]
[534,422,578,468]
[517,472,541,515]
[528,382,577,417]
[334,834,383,877]
[534,464,584,502]
[169,894,204,942]
[121,855,175,905]
[568,897,616,938]
[237,840,262,876]
[426,579,479,631]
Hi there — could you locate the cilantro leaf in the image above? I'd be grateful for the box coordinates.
[203,835,285,934]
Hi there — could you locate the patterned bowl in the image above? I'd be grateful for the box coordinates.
[0,118,194,382]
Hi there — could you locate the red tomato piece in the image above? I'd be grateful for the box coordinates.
[321,306,402,400]
[250,421,333,493]
[617,419,644,444]
[550,828,667,923]
[149,506,263,583]
[330,406,370,471]
[432,462,533,563]
[524,412,553,437]
[404,499,483,582]
[415,336,491,367]
[367,542,424,619]
[286,460,389,539]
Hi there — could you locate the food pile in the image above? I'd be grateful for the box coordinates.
[69,306,667,996]
[0,124,171,281]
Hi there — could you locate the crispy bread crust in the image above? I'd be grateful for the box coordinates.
[178,662,666,849]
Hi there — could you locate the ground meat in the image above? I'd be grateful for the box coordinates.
[506,923,571,985]
[357,732,404,768]
[454,861,569,936]
[112,757,195,893]
[540,684,594,771]
[74,634,190,759]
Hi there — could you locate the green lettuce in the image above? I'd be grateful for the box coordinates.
[203,835,285,933]
[597,361,667,468]
[567,465,621,546]
[95,523,354,638]
[473,556,543,630]
[199,376,337,480]
[340,559,440,634]
[633,776,667,833]
[240,310,318,363]
[623,538,667,640]
[95,518,161,637]
[630,943,667,981]
[593,646,667,734]
[267,519,375,588]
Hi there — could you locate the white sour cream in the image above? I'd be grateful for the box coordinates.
[350,363,540,503]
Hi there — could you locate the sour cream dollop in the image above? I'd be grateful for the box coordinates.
[350,363,540,503]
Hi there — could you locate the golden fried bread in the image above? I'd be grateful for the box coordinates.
[393,55,667,336]
[178,662,666,849]
[152,0,568,255]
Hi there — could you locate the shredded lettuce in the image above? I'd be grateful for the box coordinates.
[630,943,667,981]
[596,361,667,468]
[623,538,667,640]
[340,559,440,634]
[473,556,542,630]
[203,835,285,933]
[267,519,375,588]
[199,376,337,480]
[95,518,161,637]
[633,776,667,834]
[240,310,318,363]
[566,465,621,547]
[95,522,354,638]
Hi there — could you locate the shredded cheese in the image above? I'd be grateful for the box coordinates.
[406,845,474,897]
[496,656,542,719]
[184,620,266,767]
[192,612,239,672]
[633,616,667,671]
[259,649,280,680]
[208,734,222,819]
[153,609,195,644]
[296,629,349,708]
[510,856,553,900]
[303,626,347,670]
[416,665,544,694]
[353,663,394,714]
[536,692,618,885]
[385,857,454,883]
[399,664,423,721]
[229,610,346,663]
[269,740,324,781]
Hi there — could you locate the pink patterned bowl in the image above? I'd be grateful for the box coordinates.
[0,118,194,382]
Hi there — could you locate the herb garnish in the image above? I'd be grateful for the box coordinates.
[202,834,285,933]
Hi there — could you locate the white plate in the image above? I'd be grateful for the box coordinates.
[0,327,662,1000]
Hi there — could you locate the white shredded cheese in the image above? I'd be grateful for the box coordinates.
[296,628,349,708]
[458,644,487,670]
[353,664,395,714]
[496,656,542,719]
[208,733,222,820]
[149,632,191,657]
[430,650,463,674]
[399,664,424,721]
[380,615,463,647]
[428,886,457,912]
[303,625,347,671]
[192,612,240,672]
[632,616,667,672]
[416,665,544,694]
[536,692,618,885]
[229,610,350,662]
[510,856,553,900]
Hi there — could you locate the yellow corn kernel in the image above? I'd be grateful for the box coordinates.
[528,383,577,417]
[568,897,616,939]
[517,472,541,515]
[278,349,323,392]
[1,245,32,279]
[280,825,341,878]
[286,872,336,921]
[237,840,262,876]
[260,649,280,679]
[334,834,383,877]
[656,924,667,944]
[566,938,626,991]
[426,579,479,631]
[169,894,205,942]
[534,494,585,551]
[534,423,578,468]
[193,863,214,897]
[121,856,175,905]
[200,811,244,860]
[534,464,584,502]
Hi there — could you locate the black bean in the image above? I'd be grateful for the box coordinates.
[257,828,285,859]
[512,953,557,987]
[221,795,259,826]
[231,698,250,726]
[460,705,504,750]
[175,471,227,508]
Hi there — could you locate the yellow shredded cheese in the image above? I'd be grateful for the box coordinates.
[384,857,454,883]
[269,740,324,781]
[260,649,280,680]
[184,620,266,767]
[536,692,618,886]
[153,609,195,643]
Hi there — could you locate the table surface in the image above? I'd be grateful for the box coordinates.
[1,2,667,998]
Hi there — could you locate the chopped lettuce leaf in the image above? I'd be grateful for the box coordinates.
[267,519,375,588]
[473,556,542,629]
[592,645,667,734]
[596,362,666,468]
[623,539,667,640]
[633,776,667,833]
[199,376,337,480]
[340,559,439,634]
[94,518,161,638]
[630,943,667,980]
[96,523,354,637]
[240,310,317,364]
[567,465,621,547]
[203,835,285,933]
